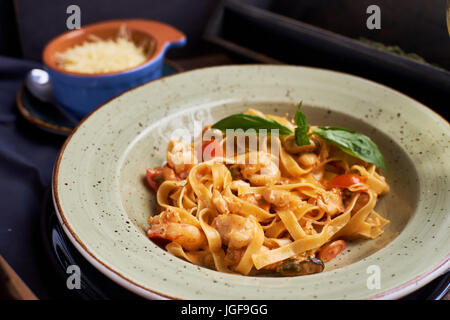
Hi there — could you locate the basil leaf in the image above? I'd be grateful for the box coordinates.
[313,126,386,169]
[294,101,310,146]
[211,114,293,136]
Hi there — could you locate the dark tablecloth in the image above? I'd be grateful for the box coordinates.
[0,56,68,299]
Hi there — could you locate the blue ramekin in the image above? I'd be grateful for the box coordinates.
[43,19,186,119]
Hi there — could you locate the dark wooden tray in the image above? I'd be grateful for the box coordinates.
[204,0,450,117]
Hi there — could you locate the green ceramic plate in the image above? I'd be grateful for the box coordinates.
[53,65,449,299]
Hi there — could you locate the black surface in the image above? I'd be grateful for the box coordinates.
[205,0,450,119]
[0,55,66,299]
[269,0,450,70]
[40,189,143,300]
[0,1,22,57]
[13,0,220,61]
[40,189,449,300]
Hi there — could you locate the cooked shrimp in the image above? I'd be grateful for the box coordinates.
[239,152,280,186]
[229,180,250,191]
[261,188,291,208]
[296,152,319,168]
[147,209,206,251]
[212,190,230,214]
[167,140,198,179]
[239,193,270,211]
[212,214,254,249]
[316,188,344,216]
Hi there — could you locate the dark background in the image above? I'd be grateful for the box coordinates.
[1,0,449,68]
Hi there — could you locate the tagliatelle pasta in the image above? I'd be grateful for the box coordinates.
[144,109,390,276]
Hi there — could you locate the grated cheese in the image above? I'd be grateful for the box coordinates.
[55,27,149,74]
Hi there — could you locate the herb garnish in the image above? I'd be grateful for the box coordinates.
[211,113,293,136]
[211,102,386,169]
[293,101,310,146]
[313,126,386,169]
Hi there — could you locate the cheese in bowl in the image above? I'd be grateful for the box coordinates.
[42,19,186,119]
[55,26,153,74]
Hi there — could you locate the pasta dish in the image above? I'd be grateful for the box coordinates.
[144,106,389,276]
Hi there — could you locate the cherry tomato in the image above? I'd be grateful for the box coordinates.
[202,139,223,161]
[317,240,346,262]
[328,174,366,189]
[145,168,163,192]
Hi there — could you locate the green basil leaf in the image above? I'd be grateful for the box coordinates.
[211,114,293,136]
[313,126,387,169]
[293,101,311,146]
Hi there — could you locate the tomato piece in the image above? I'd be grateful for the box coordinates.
[328,174,366,189]
[145,168,163,192]
[317,240,346,262]
[201,139,223,161]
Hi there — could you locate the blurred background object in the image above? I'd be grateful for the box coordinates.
[3,0,447,117]
[10,0,219,60]
[0,1,22,57]
[266,0,449,69]
[203,0,449,119]
[1,0,446,68]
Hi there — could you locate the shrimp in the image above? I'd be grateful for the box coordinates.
[166,140,198,179]
[212,214,254,249]
[239,193,270,211]
[239,152,280,186]
[229,180,250,192]
[296,152,319,168]
[212,190,230,214]
[147,209,206,251]
[316,188,344,216]
[261,188,292,208]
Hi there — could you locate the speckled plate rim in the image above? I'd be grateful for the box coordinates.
[52,65,450,300]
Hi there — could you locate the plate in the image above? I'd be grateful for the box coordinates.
[40,187,449,300]
[53,65,450,299]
